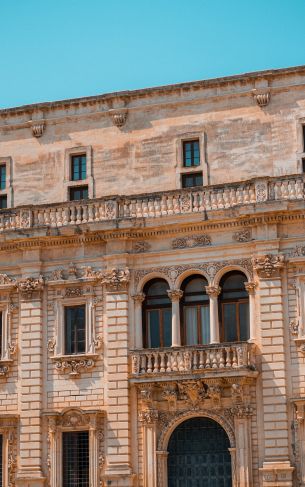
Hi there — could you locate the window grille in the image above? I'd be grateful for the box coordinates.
[62,431,89,487]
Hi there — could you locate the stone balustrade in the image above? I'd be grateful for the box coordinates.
[0,174,304,232]
[130,342,255,376]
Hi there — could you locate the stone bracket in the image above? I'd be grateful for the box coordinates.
[52,353,99,377]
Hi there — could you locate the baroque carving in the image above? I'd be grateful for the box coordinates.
[253,254,284,278]
[47,338,56,354]
[132,292,145,304]
[230,404,253,418]
[51,268,65,281]
[253,90,271,107]
[109,109,128,128]
[233,228,252,243]
[0,274,15,286]
[55,357,96,377]
[31,121,45,137]
[65,287,83,297]
[8,428,17,487]
[133,258,253,289]
[101,267,130,291]
[177,380,207,406]
[205,285,221,297]
[172,234,211,249]
[290,245,305,257]
[167,289,183,301]
[290,319,299,336]
[17,275,44,297]
[138,409,159,424]
[68,262,78,279]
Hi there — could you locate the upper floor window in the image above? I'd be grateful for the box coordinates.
[219,271,249,342]
[143,279,171,348]
[183,140,200,167]
[180,275,210,346]
[62,431,89,487]
[181,171,203,188]
[0,196,7,210]
[71,155,86,181]
[65,305,86,355]
[0,166,6,191]
[303,124,305,153]
[69,185,88,201]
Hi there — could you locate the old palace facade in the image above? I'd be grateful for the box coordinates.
[0,65,305,486]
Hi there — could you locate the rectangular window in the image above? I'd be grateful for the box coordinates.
[69,186,88,201]
[183,140,200,167]
[181,172,203,188]
[303,125,305,153]
[0,196,7,210]
[65,305,86,355]
[302,158,305,173]
[0,166,6,191]
[71,155,86,181]
[63,431,89,487]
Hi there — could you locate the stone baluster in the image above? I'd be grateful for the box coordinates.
[82,204,88,222]
[88,203,94,222]
[296,178,304,199]
[143,199,149,217]
[167,289,183,347]
[244,281,257,342]
[154,197,161,217]
[75,205,82,224]
[161,195,168,215]
[236,186,243,204]
[288,180,296,199]
[282,180,289,199]
[205,286,221,344]
[132,293,145,349]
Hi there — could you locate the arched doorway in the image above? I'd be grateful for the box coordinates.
[167,417,232,486]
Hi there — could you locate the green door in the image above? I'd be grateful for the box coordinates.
[168,417,232,487]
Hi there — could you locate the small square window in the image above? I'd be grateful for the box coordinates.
[181,172,203,188]
[69,186,88,201]
[62,431,89,487]
[71,155,86,181]
[65,305,86,355]
[0,166,6,191]
[183,140,200,167]
[0,196,7,209]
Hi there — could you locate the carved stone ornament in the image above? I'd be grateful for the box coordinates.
[205,285,221,297]
[291,245,305,257]
[82,266,102,280]
[17,275,44,297]
[172,234,211,249]
[47,338,56,354]
[8,427,17,486]
[132,292,145,303]
[290,319,299,336]
[59,409,88,428]
[68,262,78,279]
[65,287,83,297]
[253,90,271,107]
[177,380,207,406]
[0,273,16,286]
[253,254,284,278]
[231,383,244,404]
[31,121,45,137]
[132,241,151,253]
[51,268,65,281]
[167,289,183,301]
[244,281,257,295]
[230,404,253,418]
[54,356,97,377]
[109,109,128,128]
[101,267,130,291]
[233,228,252,243]
[138,409,159,424]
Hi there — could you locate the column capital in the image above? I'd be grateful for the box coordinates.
[132,292,145,303]
[205,285,221,297]
[244,281,257,294]
[167,289,183,302]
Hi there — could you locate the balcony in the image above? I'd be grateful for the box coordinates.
[130,342,257,383]
[0,173,304,233]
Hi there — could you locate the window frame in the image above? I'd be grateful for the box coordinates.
[64,147,93,201]
[142,279,172,349]
[71,154,87,182]
[0,157,13,209]
[181,171,203,188]
[180,275,210,346]
[182,139,201,168]
[62,430,89,487]
[69,185,89,201]
[64,304,86,355]
[175,132,209,189]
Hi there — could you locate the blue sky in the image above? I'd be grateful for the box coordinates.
[1,0,305,109]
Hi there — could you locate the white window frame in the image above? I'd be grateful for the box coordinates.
[64,146,94,200]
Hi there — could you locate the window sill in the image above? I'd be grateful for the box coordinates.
[294,338,305,354]
[51,353,99,377]
[0,358,13,377]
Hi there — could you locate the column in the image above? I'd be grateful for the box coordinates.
[233,410,252,487]
[132,293,145,348]
[139,409,159,487]
[245,282,257,342]
[16,276,45,487]
[156,451,169,487]
[228,448,237,487]
[89,415,99,487]
[47,417,57,487]
[167,290,183,347]
[205,286,221,344]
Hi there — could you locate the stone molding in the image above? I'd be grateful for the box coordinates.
[253,254,284,278]
[172,234,211,249]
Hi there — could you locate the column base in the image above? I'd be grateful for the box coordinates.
[259,462,294,486]
[102,473,137,487]
[16,476,46,487]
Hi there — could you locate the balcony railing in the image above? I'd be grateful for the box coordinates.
[0,173,304,232]
[130,342,255,377]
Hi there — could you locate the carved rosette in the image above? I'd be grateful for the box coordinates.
[17,275,44,298]
[109,109,128,128]
[55,357,96,377]
[167,289,183,302]
[101,267,130,291]
[253,254,284,278]
[205,285,221,297]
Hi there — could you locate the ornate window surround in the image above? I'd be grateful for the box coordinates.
[0,415,18,487]
[290,271,305,353]
[47,280,102,376]
[0,276,17,376]
[46,408,104,487]
[0,157,13,208]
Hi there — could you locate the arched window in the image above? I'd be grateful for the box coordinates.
[181,275,210,345]
[219,271,249,342]
[143,279,172,348]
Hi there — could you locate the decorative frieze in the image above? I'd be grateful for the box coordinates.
[132,241,151,253]
[253,254,284,278]
[17,275,44,298]
[172,234,211,249]
[31,121,45,137]
[138,409,159,424]
[101,267,130,291]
